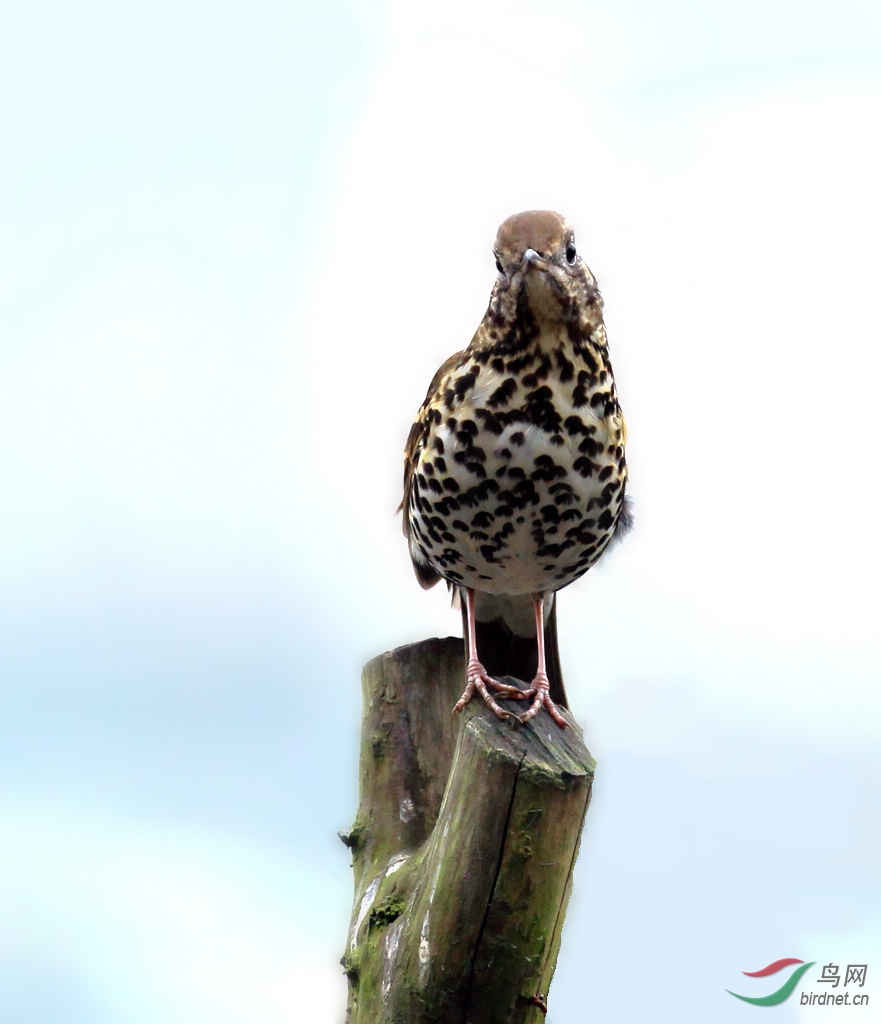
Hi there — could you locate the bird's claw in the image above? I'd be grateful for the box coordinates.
[518,672,568,728]
[454,660,526,720]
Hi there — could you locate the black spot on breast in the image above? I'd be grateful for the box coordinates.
[443,478,460,493]
[577,349,599,375]
[487,377,518,408]
[459,479,500,507]
[472,510,494,528]
[564,415,593,436]
[524,385,563,431]
[537,543,562,559]
[492,522,514,543]
[566,522,597,544]
[573,457,596,477]
[600,482,620,503]
[531,455,567,482]
[505,350,538,374]
[474,409,503,435]
[510,431,525,446]
[554,348,575,383]
[433,437,445,454]
[453,369,479,399]
[434,457,447,473]
[494,408,527,429]
[513,479,539,506]
[428,477,442,494]
[522,355,551,387]
[553,489,576,507]
[434,497,460,515]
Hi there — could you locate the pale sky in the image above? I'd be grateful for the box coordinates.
[2,1,880,1022]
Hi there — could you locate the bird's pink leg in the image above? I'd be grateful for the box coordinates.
[453,588,526,720]
[519,594,568,728]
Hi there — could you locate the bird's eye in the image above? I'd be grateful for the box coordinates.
[495,256,504,274]
[565,241,577,265]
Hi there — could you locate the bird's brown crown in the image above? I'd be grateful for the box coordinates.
[494,210,570,261]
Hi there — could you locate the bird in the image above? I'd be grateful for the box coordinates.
[401,210,631,728]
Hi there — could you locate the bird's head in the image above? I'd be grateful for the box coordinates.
[491,210,601,325]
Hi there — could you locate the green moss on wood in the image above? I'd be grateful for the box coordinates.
[341,949,360,980]
[369,894,407,930]
[370,730,387,760]
[338,819,367,851]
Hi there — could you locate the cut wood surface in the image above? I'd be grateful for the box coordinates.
[341,637,595,1024]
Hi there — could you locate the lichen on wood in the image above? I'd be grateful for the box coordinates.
[342,637,595,1024]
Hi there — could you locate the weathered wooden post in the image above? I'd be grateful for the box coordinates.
[340,636,595,1023]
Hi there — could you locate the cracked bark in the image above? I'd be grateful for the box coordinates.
[341,637,595,1024]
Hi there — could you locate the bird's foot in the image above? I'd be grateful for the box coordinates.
[453,659,526,721]
[519,671,568,728]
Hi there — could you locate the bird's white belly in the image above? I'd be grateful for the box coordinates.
[409,412,624,596]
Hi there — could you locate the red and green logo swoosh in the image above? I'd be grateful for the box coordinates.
[727,958,816,1006]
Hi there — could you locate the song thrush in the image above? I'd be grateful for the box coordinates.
[402,211,631,727]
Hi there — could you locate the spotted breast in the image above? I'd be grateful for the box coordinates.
[402,210,631,727]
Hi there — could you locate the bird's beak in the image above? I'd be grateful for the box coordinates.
[522,248,548,271]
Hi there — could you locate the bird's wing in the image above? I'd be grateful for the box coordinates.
[400,350,467,589]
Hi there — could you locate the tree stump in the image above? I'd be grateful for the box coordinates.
[341,637,595,1024]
